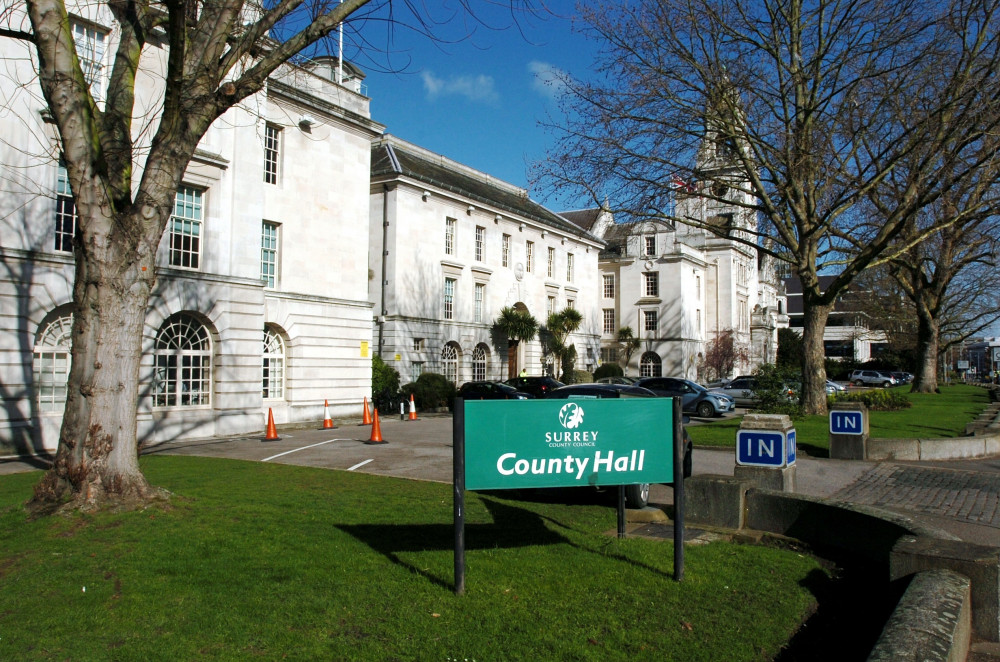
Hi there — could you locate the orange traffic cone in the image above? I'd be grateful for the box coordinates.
[360,397,373,425]
[408,393,418,421]
[322,399,335,429]
[366,408,387,444]
[264,408,280,441]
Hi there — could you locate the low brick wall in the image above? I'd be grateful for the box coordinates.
[867,432,1000,461]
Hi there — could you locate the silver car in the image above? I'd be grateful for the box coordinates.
[849,370,897,387]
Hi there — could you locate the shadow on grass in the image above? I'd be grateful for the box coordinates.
[336,496,569,591]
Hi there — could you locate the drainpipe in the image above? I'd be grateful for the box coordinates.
[378,184,389,357]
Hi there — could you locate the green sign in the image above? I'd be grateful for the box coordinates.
[464,399,674,491]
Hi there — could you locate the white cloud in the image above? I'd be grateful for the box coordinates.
[421,71,499,104]
[528,61,567,99]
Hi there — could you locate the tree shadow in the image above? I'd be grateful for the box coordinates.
[336,496,569,590]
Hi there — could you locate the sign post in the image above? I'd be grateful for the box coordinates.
[454,397,678,593]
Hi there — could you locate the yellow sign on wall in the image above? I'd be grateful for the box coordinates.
[360,341,369,358]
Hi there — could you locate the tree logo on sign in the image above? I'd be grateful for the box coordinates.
[558,403,585,429]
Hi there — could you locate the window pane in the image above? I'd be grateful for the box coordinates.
[261,221,278,287]
[169,187,203,269]
[264,125,280,184]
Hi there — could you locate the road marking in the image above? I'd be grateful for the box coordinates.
[262,438,348,462]
[347,459,374,471]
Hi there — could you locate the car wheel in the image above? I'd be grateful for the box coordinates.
[696,401,715,418]
[625,483,649,509]
[853,380,863,387]
[882,381,891,387]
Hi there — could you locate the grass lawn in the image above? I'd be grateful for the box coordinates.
[0,456,828,661]
[689,383,991,457]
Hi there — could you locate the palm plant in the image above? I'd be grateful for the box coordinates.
[494,307,539,379]
[546,308,583,380]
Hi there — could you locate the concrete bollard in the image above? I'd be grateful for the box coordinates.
[734,413,796,492]
[829,401,869,460]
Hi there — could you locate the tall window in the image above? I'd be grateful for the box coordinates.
[441,343,459,384]
[169,186,203,269]
[262,327,285,399]
[474,283,485,323]
[643,310,658,333]
[525,241,534,273]
[547,296,555,317]
[411,362,424,383]
[640,352,662,377]
[547,247,555,278]
[443,278,455,320]
[264,124,281,184]
[472,344,488,381]
[600,347,618,364]
[261,221,279,288]
[33,314,73,412]
[445,218,457,255]
[566,253,574,282]
[603,274,614,299]
[54,163,78,252]
[602,309,615,334]
[696,274,702,299]
[643,272,659,297]
[72,21,107,100]
[696,309,702,332]
[502,233,510,267]
[475,226,485,261]
[152,314,212,407]
[644,235,656,256]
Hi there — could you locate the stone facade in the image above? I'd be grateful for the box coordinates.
[0,6,381,453]
[369,135,603,385]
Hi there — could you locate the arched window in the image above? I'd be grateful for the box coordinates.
[640,351,662,378]
[472,344,489,381]
[33,314,73,411]
[152,314,212,407]
[441,342,460,385]
[263,326,285,400]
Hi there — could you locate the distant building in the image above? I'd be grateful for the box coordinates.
[783,276,888,361]
[562,127,787,381]
[369,135,603,385]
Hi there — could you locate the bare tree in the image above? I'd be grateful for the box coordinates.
[536,0,1000,413]
[3,0,534,512]
[700,329,747,383]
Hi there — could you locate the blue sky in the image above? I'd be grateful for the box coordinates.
[350,2,596,211]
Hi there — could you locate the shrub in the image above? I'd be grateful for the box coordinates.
[593,363,624,381]
[830,389,911,411]
[753,363,802,416]
[372,355,400,411]
[400,372,456,411]
[563,370,594,385]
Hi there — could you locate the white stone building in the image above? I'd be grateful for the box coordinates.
[369,135,604,385]
[0,5,381,454]
[562,137,787,381]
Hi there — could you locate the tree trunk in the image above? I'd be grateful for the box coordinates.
[911,303,940,393]
[800,300,833,415]
[30,223,168,514]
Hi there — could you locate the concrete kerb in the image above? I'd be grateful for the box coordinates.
[683,474,997,658]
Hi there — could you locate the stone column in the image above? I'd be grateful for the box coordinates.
[734,413,796,492]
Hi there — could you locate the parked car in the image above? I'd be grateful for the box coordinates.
[848,370,897,387]
[457,381,533,400]
[890,371,914,384]
[709,375,802,407]
[707,375,759,407]
[826,379,847,395]
[595,376,637,385]
[633,377,735,417]
[503,376,564,398]
[546,382,692,508]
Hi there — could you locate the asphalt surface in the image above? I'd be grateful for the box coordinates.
[4,409,997,546]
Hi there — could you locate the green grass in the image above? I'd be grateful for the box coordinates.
[690,383,991,457]
[0,456,826,661]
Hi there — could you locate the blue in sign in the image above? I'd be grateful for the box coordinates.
[830,411,864,435]
[786,429,796,465]
[737,430,787,467]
